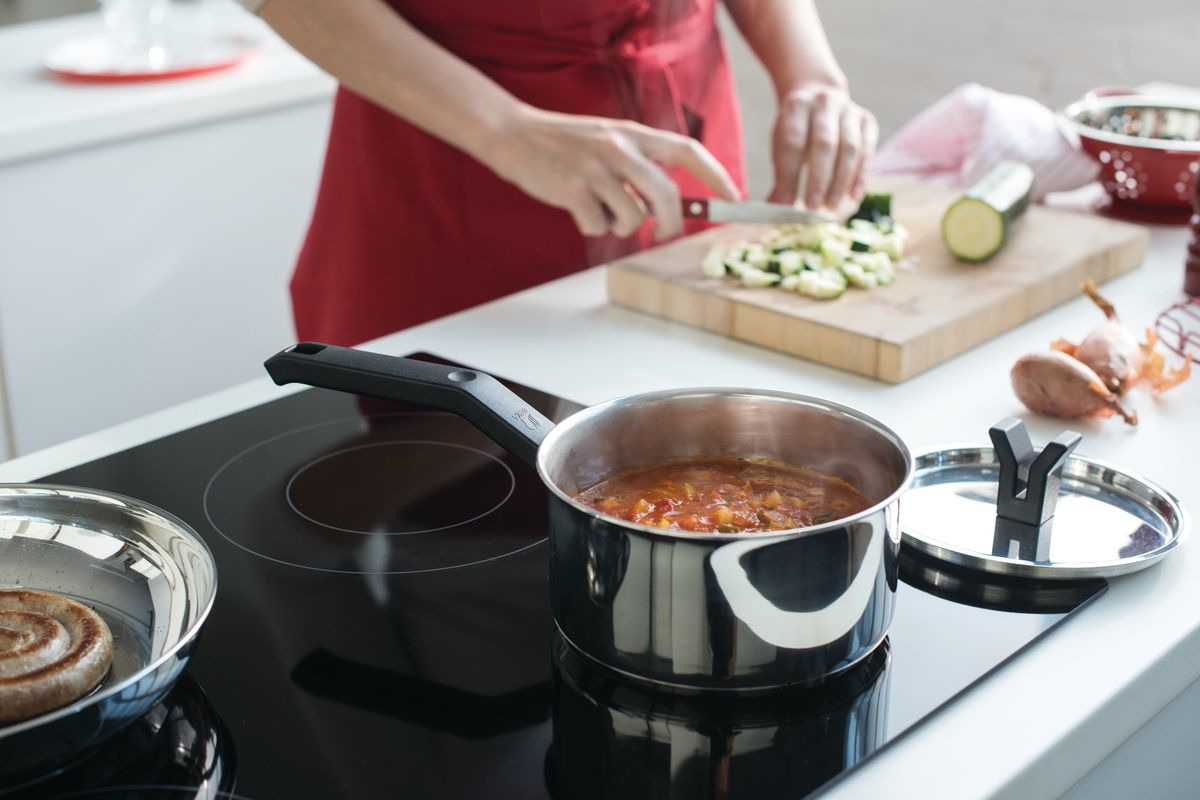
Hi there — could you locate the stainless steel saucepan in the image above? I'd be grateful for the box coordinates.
[265,344,914,691]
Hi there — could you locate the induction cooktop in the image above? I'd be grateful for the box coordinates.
[4,354,1105,799]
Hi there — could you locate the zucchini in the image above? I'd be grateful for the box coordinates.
[849,192,892,224]
[941,161,1034,262]
[740,268,781,288]
[776,250,805,275]
[783,270,846,299]
[699,189,908,300]
[701,248,726,278]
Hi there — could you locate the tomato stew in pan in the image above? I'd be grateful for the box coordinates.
[573,457,873,533]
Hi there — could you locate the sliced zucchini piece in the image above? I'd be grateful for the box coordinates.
[740,268,781,288]
[941,161,1034,262]
[820,238,850,266]
[874,232,905,260]
[701,247,726,278]
[744,246,770,270]
[848,192,893,224]
[801,251,826,272]
[777,250,805,275]
[841,261,879,289]
[873,254,896,286]
[794,270,847,299]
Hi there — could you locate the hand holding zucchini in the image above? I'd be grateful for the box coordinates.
[700,193,907,300]
[942,161,1034,262]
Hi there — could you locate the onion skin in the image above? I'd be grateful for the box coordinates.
[1011,351,1137,426]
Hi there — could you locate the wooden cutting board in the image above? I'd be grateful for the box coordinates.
[606,179,1149,383]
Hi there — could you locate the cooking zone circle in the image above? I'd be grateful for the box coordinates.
[202,413,546,574]
[285,441,514,535]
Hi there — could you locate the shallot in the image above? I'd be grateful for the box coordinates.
[1011,351,1137,425]
[1011,282,1190,426]
[1052,281,1190,394]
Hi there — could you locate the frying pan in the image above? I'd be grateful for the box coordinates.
[0,484,216,784]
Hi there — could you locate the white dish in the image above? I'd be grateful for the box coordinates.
[44,32,259,82]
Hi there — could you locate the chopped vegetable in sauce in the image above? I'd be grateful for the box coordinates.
[574,457,872,533]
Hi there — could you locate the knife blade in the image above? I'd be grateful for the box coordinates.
[681,197,835,226]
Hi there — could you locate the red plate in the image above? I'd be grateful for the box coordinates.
[44,33,259,83]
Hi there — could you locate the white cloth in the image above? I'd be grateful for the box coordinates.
[873,83,1098,200]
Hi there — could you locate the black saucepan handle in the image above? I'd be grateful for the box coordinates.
[264,343,553,468]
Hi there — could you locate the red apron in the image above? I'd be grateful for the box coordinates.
[291,0,746,346]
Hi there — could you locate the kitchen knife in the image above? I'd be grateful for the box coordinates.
[681,197,836,225]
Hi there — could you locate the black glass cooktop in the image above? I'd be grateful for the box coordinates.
[6,354,1105,800]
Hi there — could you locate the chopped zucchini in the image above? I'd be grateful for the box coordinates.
[875,232,905,260]
[777,250,805,275]
[820,238,850,266]
[783,270,846,299]
[699,188,905,300]
[701,247,726,277]
[801,251,826,272]
[744,246,770,270]
[841,261,879,289]
[848,192,893,224]
[740,268,781,288]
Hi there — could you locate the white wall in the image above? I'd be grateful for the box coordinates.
[719,0,1200,198]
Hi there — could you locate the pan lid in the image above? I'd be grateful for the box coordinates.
[901,419,1189,580]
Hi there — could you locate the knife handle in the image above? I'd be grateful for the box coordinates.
[681,197,709,220]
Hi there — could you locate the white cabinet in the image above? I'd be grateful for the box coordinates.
[0,8,334,457]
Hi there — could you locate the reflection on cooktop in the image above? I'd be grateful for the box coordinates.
[4,673,235,800]
[548,635,891,800]
[291,647,551,740]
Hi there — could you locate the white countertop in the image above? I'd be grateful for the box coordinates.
[1,211,1197,796]
[0,0,334,167]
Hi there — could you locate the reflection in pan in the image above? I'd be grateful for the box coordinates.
[3,673,236,800]
[899,546,1108,614]
[547,633,891,800]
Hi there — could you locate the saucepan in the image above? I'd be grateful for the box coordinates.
[0,485,216,786]
[265,344,914,691]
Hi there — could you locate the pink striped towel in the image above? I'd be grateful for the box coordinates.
[873,83,1098,200]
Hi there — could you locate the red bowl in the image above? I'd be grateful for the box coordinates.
[1062,95,1200,220]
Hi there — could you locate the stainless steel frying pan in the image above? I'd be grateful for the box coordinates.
[0,484,216,786]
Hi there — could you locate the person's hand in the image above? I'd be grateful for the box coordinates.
[768,84,878,211]
[484,107,741,240]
